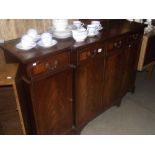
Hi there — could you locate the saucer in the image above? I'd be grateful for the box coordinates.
[37,39,57,48]
[88,33,96,37]
[48,26,72,39]
[53,30,72,39]
[16,42,36,50]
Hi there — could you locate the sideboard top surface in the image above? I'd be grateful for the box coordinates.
[3,20,145,64]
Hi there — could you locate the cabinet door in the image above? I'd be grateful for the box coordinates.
[103,50,125,107]
[121,47,132,96]
[31,69,73,134]
[75,48,105,127]
[121,34,142,95]
[130,38,142,90]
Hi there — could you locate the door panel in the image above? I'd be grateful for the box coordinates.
[31,69,73,134]
[103,50,124,107]
[75,53,105,127]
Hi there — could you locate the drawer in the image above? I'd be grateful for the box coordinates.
[78,43,105,63]
[107,36,127,51]
[28,52,70,77]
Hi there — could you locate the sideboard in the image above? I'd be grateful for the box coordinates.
[3,20,145,134]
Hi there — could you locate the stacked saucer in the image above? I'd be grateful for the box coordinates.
[16,29,58,50]
[50,19,72,39]
[52,28,72,39]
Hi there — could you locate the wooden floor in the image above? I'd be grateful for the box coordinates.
[0,86,22,135]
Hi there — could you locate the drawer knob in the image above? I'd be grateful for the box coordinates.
[32,62,37,66]
[98,48,102,53]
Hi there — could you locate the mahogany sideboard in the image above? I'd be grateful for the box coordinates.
[2,20,145,134]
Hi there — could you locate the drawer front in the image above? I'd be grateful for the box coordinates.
[107,36,127,51]
[28,52,70,77]
[78,43,105,64]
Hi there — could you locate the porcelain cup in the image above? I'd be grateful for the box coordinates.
[91,21,102,30]
[27,28,38,39]
[21,34,35,48]
[52,19,68,31]
[87,24,98,36]
[41,32,52,46]
[73,21,84,29]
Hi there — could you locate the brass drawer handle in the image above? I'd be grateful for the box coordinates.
[114,42,118,47]
[45,63,55,71]
[114,40,122,48]
[50,66,55,70]
[91,49,97,57]
[87,51,91,57]
[54,60,58,68]
[119,40,122,45]
[45,63,50,69]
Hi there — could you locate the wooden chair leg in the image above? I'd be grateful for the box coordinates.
[12,82,26,135]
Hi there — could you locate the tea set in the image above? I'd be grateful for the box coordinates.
[16,29,57,50]
[71,20,103,42]
[16,20,103,50]
[50,19,103,42]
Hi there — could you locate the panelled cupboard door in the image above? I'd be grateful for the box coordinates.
[103,50,125,107]
[121,44,137,96]
[129,39,142,91]
[121,36,142,96]
[121,47,133,96]
[31,69,73,134]
[75,52,105,127]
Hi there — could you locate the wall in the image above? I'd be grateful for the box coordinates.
[0,19,53,41]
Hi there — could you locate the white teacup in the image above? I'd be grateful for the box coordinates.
[73,21,84,29]
[41,32,52,46]
[52,19,68,31]
[91,21,102,30]
[21,34,35,48]
[27,28,38,39]
[87,24,98,36]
